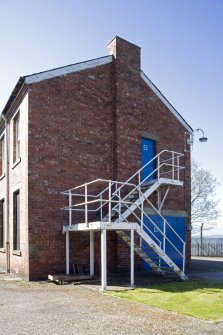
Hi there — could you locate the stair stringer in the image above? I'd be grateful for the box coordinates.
[135,223,187,280]
[115,180,161,223]
[116,230,164,275]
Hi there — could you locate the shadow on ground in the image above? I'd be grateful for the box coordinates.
[187,256,223,282]
[81,257,223,291]
[1,256,222,291]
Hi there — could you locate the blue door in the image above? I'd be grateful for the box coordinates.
[141,138,156,182]
[142,216,186,270]
[165,216,186,268]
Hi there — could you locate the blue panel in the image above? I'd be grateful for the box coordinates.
[142,216,186,271]
[141,138,156,182]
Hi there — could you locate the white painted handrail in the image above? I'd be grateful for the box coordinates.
[114,186,186,260]
[113,150,184,200]
[61,150,186,275]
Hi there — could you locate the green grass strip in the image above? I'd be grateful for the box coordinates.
[109,280,223,322]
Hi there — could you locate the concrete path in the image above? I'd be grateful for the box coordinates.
[0,273,222,335]
[188,256,223,281]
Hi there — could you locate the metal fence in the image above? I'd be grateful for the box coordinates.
[191,242,223,256]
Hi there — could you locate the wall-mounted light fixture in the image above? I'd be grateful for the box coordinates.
[184,127,208,152]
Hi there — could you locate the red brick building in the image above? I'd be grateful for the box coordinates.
[0,37,192,285]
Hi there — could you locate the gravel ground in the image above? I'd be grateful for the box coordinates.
[0,274,222,335]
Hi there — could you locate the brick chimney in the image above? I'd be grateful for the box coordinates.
[107,36,141,75]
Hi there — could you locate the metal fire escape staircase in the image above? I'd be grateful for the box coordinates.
[62,150,187,287]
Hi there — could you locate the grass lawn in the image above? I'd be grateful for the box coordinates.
[109,280,223,322]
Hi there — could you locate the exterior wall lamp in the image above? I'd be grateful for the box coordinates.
[184,127,208,152]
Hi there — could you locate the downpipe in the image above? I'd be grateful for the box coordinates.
[2,115,10,273]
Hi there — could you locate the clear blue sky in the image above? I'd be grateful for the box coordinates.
[0,0,223,235]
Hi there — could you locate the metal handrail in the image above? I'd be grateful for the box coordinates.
[62,183,185,261]
[115,149,183,191]
[114,185,185,259]
[62,179,138,226]
[66,198,135,208]
[61,149,186,273]
[111,150,184,211]
[62,178,136,194]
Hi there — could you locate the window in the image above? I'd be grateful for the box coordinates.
[0,135,5,176]
[13,190,20,250]
[0,199,4,248]
[13,112,20,163]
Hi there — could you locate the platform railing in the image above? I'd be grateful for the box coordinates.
[61,150,186,273]
[113,187,186,273]
[61,180,186,272]
[61,179,137,227]
[62,150,184,223]
[112,150,184,210]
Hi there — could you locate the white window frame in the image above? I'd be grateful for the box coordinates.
[0,132,6,177]
[12,110,20,164]
[0,195,5,250]
[12,183,21,252]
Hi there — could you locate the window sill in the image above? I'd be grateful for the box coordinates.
[12,250,21,256]
[12,158,21,169]
[0,173,5,181]
[0,248,6,253]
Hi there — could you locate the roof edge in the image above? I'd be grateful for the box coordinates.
[2,77,26,116]
[141,71,192,132]
[1,55,113,116]
[25,55,113,85]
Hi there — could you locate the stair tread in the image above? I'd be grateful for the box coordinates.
[100,170,185,281]
[116,230,164,275]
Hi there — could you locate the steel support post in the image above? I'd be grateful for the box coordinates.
[90,230,94,276]
[69,190,72,227]
[172,152,175,180]
[85,185,88,227]
[101,229,107,291]
[130,229,134,288]
[66,231,70,275]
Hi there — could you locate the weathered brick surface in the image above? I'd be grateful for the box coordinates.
[0,37,191,279]
[108,37,191,270]
[27,63,115,279]
[0,93,29,278]
[0,123,6,271]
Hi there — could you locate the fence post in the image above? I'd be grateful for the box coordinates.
[191,241,223,257]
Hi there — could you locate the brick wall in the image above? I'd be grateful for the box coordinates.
[1,37,191,280]
[0,124,7,271]
[27,63,116,279]
[108,37,191,270]
[27,37,191,279]
[0,93,29,278]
